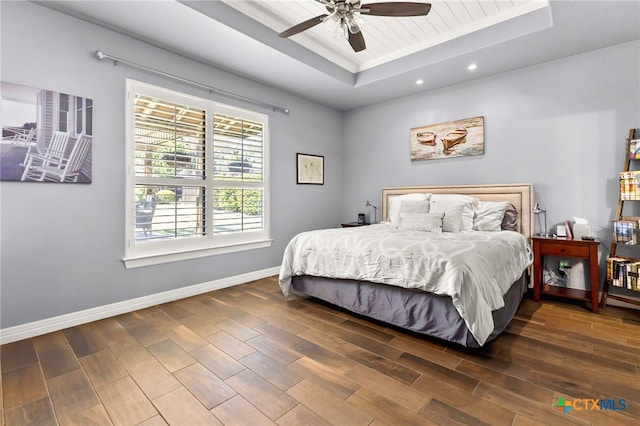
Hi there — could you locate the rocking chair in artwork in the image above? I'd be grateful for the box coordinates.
[11,127,37,147]
[20,130,70,164]
[21,133,92,182]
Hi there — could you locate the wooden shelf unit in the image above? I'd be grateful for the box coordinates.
[601,128,640,308]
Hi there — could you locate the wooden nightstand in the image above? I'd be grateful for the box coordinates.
[341,222,369,228]
[532,236,600,313]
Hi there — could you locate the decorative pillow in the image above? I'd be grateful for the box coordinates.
[399,212,444,232]
[501,204,519,231]
[399,200,430,216]
[473,201,510,231]
[429,194,478,232]
[387,193,431,226]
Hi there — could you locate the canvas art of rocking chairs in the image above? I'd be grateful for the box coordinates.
[21,133,92,183]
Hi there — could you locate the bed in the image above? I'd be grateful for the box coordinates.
[278,184,534,348]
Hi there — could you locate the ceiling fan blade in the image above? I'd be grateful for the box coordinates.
[314,0,335,8]
[348,30,366,52]
[279,14,328,38]
[360,2,431,17]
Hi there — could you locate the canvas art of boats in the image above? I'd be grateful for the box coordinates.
[416,131,436,146]
[442,127,468,153]
[410,116,483,161]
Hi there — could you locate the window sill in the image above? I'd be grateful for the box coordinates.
[123,239,273,269]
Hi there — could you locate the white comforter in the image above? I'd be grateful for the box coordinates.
[278,224,532,345]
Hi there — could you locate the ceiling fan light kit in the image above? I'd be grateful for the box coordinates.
[279,0,432,53]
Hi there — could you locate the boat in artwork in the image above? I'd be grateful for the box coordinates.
[416,131,436,146]
[442,127,468,153]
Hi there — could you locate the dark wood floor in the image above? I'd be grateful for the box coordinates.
[1,276,638,425]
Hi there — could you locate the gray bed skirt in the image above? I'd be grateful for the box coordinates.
[291,273,528,348]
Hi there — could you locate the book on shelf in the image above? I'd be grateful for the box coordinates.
[606,257,640,290]
[628,263,640,290]
[622,262,640,290]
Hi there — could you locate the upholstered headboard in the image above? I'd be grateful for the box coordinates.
[381,183,534,239]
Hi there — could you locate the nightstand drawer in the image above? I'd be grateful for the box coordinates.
[540,243,589,257]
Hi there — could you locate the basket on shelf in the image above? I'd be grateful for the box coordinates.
[613,220,640,244]
[619,171,640,200]
[606,257,640,290]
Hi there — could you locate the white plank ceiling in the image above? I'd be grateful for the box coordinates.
[223,0,549,72]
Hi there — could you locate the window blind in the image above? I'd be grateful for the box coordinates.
[133,94,206,241]
[212,113,264,234]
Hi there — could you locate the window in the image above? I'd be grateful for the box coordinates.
[58,93,69,132]
[57,92,92,136]
[124,80,270,268]
[76,97,93,136]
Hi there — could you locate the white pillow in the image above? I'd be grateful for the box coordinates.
[473,201,510,231]
[429,194,478,232]
[387,193,431,226]
[399,200,430,215]
[399,212,444,232]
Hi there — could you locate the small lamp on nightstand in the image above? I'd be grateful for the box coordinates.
[365,200,377,224]
[533,202,549,237]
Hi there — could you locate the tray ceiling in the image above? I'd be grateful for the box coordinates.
[223,0,550,73]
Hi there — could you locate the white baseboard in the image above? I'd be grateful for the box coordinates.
[0,266,281,345]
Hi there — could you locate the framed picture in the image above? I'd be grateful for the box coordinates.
[1,81,93,183]
[410,116,484,161]
[296,153,324,185]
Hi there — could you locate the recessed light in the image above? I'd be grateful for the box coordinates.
[415,79,424,85]
[467,63,478,71]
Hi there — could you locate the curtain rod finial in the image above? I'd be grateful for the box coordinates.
[94,50,106,60]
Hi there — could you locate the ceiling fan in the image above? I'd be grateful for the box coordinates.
[278,0,432,53]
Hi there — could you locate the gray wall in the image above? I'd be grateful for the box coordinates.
[0,2,344,328]
[342,40,640,295]
[2,2,638,330]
